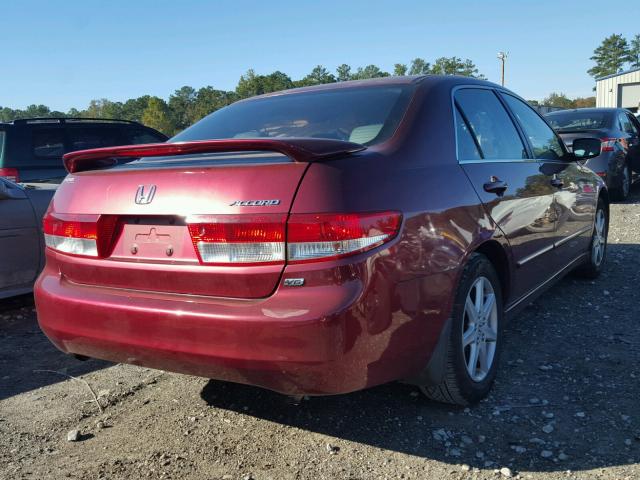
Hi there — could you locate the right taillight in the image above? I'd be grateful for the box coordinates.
[0,168,19,183]
[286,211,402,263]
[186,211,402,266]
[600,138,617,152]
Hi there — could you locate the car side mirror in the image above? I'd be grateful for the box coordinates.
[571,138,601,161]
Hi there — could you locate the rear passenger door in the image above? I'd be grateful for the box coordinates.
[455,87,557,301]
[500,93,594,268]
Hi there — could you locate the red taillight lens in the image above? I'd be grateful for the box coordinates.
[287,211,402,263]
[187,215,287,265]
[0,168,19,182]
[600,138,617,152]
[186,211,402,266]
[43,212,118,258]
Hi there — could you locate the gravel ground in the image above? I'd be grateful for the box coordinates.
[1,186,639,480]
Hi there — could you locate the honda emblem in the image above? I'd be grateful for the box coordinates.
[135,185,156,205]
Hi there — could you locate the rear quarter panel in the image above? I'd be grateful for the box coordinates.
[289,81,509,379]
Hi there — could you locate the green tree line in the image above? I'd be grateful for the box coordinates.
[588,33,640,79]
[529,92,595,109]
[0,57,483,136]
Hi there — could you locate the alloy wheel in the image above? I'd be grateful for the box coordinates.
[462,276,498,382]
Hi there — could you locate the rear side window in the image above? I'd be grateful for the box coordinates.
[502,94,567,160]
[455,89,526,160]
[626,113,640,135]
[455,108,481,160]
[33,129,65,159]
[619,112,637,135]
[171,85,415,147]
[68,127,121,152]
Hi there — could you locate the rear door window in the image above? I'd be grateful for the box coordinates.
[454,88,527,160]
[32,129,65,160]
[502,94,567,160]
[67,127,122,152]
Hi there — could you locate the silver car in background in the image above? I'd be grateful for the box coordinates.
[0,178,55,298]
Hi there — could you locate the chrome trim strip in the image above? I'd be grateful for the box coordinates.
[506,253,587,313]
[516,244,554,267]
[554,226,592,248]
[458,158,539,165]
[515,225,592,268]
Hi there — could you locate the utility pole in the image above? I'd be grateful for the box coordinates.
[497,52,508,86]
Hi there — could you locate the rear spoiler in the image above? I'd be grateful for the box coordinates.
[63,138,366,174]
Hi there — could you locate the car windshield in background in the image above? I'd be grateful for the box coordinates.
[171,85,415,147]
[545,111,611,131]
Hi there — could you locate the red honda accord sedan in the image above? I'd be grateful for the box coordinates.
[35,76,608,405]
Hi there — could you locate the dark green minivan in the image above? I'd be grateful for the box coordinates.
[0,118,167,183]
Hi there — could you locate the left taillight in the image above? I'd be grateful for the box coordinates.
[187,214,287,266]
[43,212,118,258]
[287,211,402,263]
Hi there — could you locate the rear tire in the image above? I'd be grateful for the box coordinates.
[611,162,630,201]
[575,198,608,279]
[420,253,503,406]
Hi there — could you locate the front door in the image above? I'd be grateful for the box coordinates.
[454,88,557,300]
[500,93,595,267]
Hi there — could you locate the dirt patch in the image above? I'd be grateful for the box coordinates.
[1,187,639,480]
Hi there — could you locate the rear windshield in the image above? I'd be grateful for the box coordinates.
[545,111,611,131]
[171,85,415,147]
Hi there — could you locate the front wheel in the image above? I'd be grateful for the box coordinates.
[575,198,608,279]
[420,253,504,406]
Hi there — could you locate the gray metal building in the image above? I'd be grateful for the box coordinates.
[596,67,640,112]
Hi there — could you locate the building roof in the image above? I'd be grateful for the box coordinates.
[596,67,640,82]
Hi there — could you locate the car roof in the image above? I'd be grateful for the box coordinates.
[237,75,501,103]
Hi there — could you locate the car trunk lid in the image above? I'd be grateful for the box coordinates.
[48,139,365,298]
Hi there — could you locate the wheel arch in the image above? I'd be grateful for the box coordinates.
[473,240,512,306]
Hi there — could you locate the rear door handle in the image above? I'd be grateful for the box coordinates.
[550,177,564,188]
[483,176,508,196]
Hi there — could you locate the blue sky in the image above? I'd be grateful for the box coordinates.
[1,0,638,111]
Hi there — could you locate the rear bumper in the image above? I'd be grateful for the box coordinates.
[35,253,446,395]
